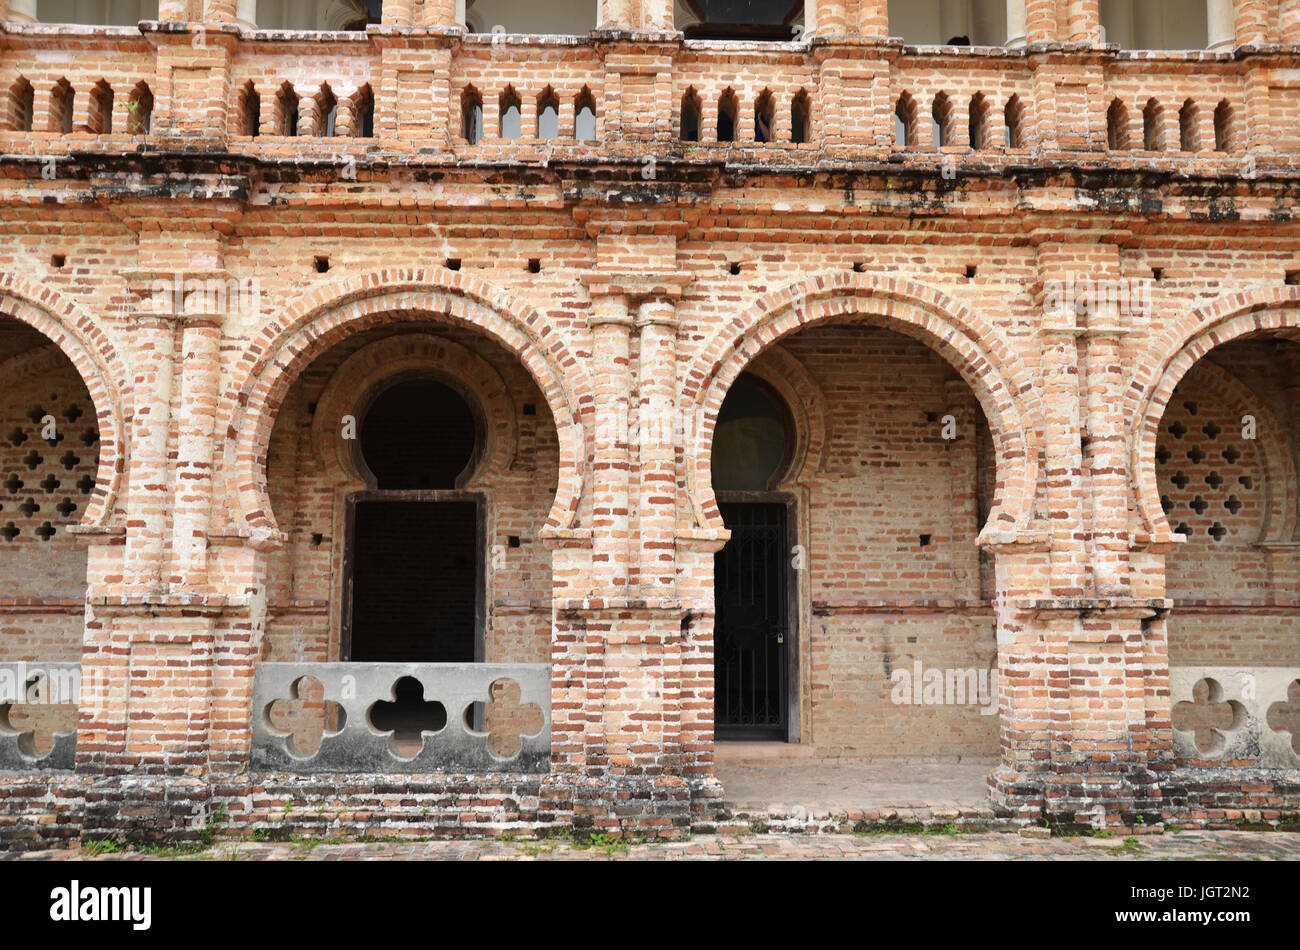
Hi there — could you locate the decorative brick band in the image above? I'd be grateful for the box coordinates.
[0,272,126,531]
[682,273,1041,535]
[223,269,593,545]
[1129,288,1300,543]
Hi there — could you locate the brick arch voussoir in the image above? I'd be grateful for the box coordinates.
[227,272,589,545]
[1130,290,1300,542]
[0,274,126,530]
[685,274,1039,535]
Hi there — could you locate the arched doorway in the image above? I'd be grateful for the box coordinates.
[341,375,485,663]
[0,315,104,767]
[1150,331,1300,771]
[706,324,1002,761]
[712,373,797,740]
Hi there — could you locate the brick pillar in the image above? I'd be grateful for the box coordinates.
[1082,327,1131,596]
[858,0,888,35]
[422,0,456,26]
[635,297,679,591]
[1024,0,1057,42]
[204,0,238,21]
[642,0,673,30]
[1232,0,1269,46]
[1035,244,1090,597]
[167,315,223,591]
[598,0,633,29]
[123,315,177,597]
[1284,0,1300,45]
[587,294,635,595]
[810,0,846,35]
[1065,0,1099,43]
[159,0,191,21]
[382,0,413,25]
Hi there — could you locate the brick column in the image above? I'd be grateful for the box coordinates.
[382,0,413,25]
[1284,0,1300,45]
[1035,242,1090,598]
[858,0,888,35]
[809,0,846,35]
[121,311,176,597]
[422,0,456,26]
[1024,0,1057,43]
[1232,0,1269,46]
[167,314,223,591]
[635,296,679,591]
[584,291,635,595]
[598,0,633,29]
[1065,0,1099,44]
[204,0,238,21]
[1082,326,1132,596]
[158,0,190,21]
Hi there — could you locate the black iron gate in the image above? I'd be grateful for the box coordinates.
[715,501,788,740]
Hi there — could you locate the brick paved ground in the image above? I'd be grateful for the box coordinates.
[5,830,1299,862]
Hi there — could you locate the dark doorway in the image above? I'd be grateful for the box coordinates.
[344,494,482,663]
[342,373,485,663]
[715,500,790,740]
[711,372,797,741]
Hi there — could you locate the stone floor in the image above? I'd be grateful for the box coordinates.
[715,746,996,813]
[7,829,1300,861]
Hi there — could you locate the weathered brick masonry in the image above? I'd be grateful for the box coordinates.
[1,0,1299,847]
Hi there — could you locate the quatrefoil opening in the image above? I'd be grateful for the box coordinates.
[0,673,77,759]
[264,675,347,758]
[462,677,544,760]
[368,676,446,759]
[1265,679,1300,756]
[1172,677,1247,758]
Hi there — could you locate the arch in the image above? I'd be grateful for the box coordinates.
[684,273,1040,535]
[790,88,810,144]
[309,333,520,491]
[88,80,114,135]
[1129,287,1300,542]
[680,86,702,142]
[1213,99,1233,151]
[1163,360,1296,545]
[1003,93,1025,148]
[894,92,917,146]
[742,344,832,487]
[931,91,953,147]
[0,272,127,530]
[225,268,591,545]
[968,91,989,150]
[1107,97,1130,150]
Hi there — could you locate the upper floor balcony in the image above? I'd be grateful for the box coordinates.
[0,0,1296,180]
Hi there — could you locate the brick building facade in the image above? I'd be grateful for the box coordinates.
[0,0,1298,847]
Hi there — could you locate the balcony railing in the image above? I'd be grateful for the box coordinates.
[250,661,551,773]
[0,25,1289,167]
[0,661,79,770]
